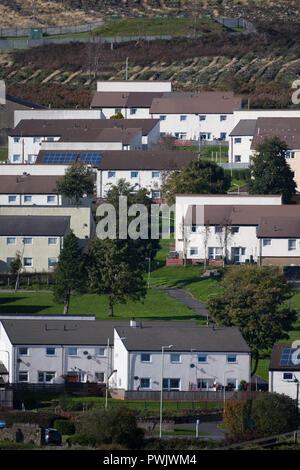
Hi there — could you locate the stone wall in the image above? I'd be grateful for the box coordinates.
[0,423,42,446]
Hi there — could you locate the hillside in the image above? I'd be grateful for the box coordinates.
[1,19,299,110]
[0,0,299,27]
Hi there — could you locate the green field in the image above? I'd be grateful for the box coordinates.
[93,17,226,37]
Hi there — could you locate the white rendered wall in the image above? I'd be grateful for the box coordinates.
[96,81,173,93]
[0,323,14,382]
[126,350,250,391]
[112,329,129,390]
[269,370,300,403]
[229,135,254,164]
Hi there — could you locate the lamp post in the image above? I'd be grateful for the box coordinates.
[223,369,234,407]
[233,183,240,194]
[159,345,173,438]
[145,251,152,288]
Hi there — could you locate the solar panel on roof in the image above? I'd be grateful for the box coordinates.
[79,152,103,165]
[280,348,300,366]
[41,153,78,164]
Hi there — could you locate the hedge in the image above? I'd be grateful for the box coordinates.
[53,419,75,435]
[0,411,65,428]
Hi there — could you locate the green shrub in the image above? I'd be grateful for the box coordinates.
[252,392,299,436]
[66,433,97,448]
[53,419,75,435]
[223,399,252,434]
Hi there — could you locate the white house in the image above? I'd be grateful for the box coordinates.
[0,318,251,392]
[173,194,300,266]
[112,321,251,393]
[269,342,300,407]
[8,118,160,163]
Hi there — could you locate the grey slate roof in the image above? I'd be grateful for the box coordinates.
[0,215,70,236]
[229,119,257,136]
[115,325,250,353]
[0,320,198,346]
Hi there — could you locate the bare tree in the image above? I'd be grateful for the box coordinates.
[215,217,233,267]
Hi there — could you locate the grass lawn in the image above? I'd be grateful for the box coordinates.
[0,148,7,162]
[93,17,225,37]
[0,289,205,324]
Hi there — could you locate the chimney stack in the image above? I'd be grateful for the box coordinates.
[130,317,137,328]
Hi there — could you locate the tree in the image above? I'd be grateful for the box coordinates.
[110,110,124,119]
[248,136,296,203]
[53,231,87,315]
[206,265,297,375]
[161,159,231,205]
[251,392,299,436]
[76,407,144,449]
[87,237,147,317]
[56,162,95,204]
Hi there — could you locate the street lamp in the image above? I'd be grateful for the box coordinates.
[159,345,173,438]
[233,183,240,194]
[145,251,151,288]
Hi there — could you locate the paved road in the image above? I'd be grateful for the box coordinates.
[175,421,226,441]
[151,286,209,321]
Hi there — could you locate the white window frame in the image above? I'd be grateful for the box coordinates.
[23,258,33,268]
[13,154,21,162]
[23,237,33,245]
[48,237,58,246]
[23,195,32,203]
[198,354,208,363]
[6,237,16,245]
[189,247,198,256]
[38,371,56,383]
[180,115,187,121]
[283,372,293,381]
[46,347,56,356]
[47,195,56,203]
[140,378,150,389]
[234,155,241,163]
[19,347,28,356]
[234,138,242,143]
[141,353,151,363]
[68,347,78,356]
[288,239,296,251]
[18,371,28,383]
[220,115,227,121]
[108,171,116,178]
[170,353,181,363]
[152,171,160,178]
[48,258,58,268]
[8,195,17,204]
[163,378,180,391]
[227,354,237,363]
[263,239,271,247]
[131,171,139,178]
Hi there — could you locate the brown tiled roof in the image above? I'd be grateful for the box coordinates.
[257,215,300,238]
[10,118,159,137]
[185,204,300,226]
[0,175,62,194]
[251,117,300,150]
[150,92,242,114]
[90,92,164,108]
[59,127,141,144]
[36,150,197,170]
[269,343,300,371]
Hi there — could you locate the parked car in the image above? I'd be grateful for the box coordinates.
[45,428,62,446]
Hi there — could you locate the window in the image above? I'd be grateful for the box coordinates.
[115,108,121,114]
[13,154,20,162]
[95,347,106,356]
[33,137,41,143]
[234,138,242,143]
[47,195,56,203]
[220,115,227,121]
[6,257,15,268]
[198,354,207,363]
[220,132,227,139]
[13,137,20,143]
[288,239,296,251]
[130,108,137,115]
[46,137,54,142]
[180,115,187,121]
[95,372,105,383]
[234,155,241,163]
[191,225,197,233]
[227,354,237,363]
[140,378,150,389]
[141,353,151,363]
[48,258,58,268]
[208,247,223,260]
[23,258,32,267]
[152,171,160,178]
[226,378,237,390]
[160,115,166,121]
[24,195,32,203]
[23,237,32,245]
[285,151,295,159]
[27,154,36,163]
[108,171,116,178]
[68,347,78,356]
[231,226,239,234]
[197,378,214,390]
[19,347,28,356]
[38,371,55,383]
[215,226,223,233]
[151,191,161,199]
[48,237,58,245]
[18,371,28,383]
[131,171,139,178]
[283,372,293,381]
[170,353,181,363]
[8,195,17,203]
[163,378,180,391]
[46,347,56,356]
[263,239,271,247]
[199,115,206,121]
[7,237,16,245]
[189,247,198,256]
[175,132,187,139]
